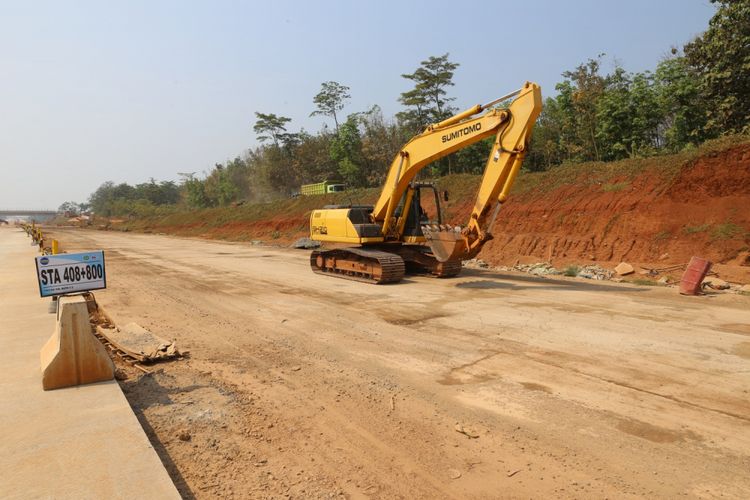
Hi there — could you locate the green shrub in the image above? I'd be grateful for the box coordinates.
[563,265,580,277]
[711,222,746,240]
[682,223,711,234]
[653,230,671,242]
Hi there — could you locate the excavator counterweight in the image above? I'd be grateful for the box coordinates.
[308,82,543,283]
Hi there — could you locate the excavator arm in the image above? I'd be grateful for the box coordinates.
[373,82,542,261]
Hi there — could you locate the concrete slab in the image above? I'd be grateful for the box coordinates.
[0,227,180,499]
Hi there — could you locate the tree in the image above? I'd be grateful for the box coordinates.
[398,54,460,174]
[526,97,565,171]
[451,138,495,174]
[628,71,663,154]
[88,181,117,215]
[654,55,706,150]
[684,0,750,135]
[396,88,430,132]
[203,165,239,206]
[330,114,366,187]
[310,81,351,133]
[360,105,410,185]
[561,56,607,161]
[134,178,181,205]
[399,53,459,125]
[253,112,292,146]
[178,173,209,208]
[58,201,80,215]
[595,68,662,160]
[290,130,338,185]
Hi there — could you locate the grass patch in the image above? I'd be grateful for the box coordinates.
[682,223,711,235]
[653,230,671,242]
[711,222,746,241]
[602,181,629,192]
[632,278,658,286]
[563,265,580,277]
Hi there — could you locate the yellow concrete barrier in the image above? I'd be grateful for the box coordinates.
[40,295,114,390]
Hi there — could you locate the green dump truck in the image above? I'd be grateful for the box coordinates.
[300,181,345,196]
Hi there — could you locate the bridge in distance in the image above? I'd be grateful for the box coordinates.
[0,210,58,221]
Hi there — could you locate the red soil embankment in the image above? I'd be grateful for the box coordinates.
[467,144,750,273]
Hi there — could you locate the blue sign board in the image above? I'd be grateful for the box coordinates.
[35,251,107,297]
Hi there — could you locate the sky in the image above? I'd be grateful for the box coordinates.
[0,0,716,210]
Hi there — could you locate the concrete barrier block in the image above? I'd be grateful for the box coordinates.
[40,295,114,390]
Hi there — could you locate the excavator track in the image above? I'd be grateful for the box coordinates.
[310,247,405,284]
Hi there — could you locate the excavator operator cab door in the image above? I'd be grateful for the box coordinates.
[402,183,442,238]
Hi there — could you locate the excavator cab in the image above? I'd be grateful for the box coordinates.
[400,183,443,238]
[401,183,472,263]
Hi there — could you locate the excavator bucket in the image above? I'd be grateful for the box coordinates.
[421,225,470,263]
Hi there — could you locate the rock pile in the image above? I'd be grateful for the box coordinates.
[463,258,489,269]
[513,262,561,276]
[576,264,614,280]
[291,237,321,249]
[460,257,749,294]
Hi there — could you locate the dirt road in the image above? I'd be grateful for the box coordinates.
[49,228,750,499]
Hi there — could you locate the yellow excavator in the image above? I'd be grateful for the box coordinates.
[308,81,542,283]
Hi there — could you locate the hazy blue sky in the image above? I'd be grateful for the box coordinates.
[1,0,715,209]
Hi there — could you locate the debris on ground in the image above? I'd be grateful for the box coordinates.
[640,263,686,277]
[291,237,321,249]
[97,322,181,363]
[513,262,561,276]
[448,469,462,479]
[702,277,730,290]
[463,258,489,269]
[454,423,480,439]
[576,264,614,280]
[466,257,743,293]
[614,262,635,276]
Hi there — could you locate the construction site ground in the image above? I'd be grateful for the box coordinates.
[0,227,179,500]
[46,227,750,499]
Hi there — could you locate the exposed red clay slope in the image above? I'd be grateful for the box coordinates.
[462,144,750,272]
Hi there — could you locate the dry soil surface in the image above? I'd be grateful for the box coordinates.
[50,228,750,499]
